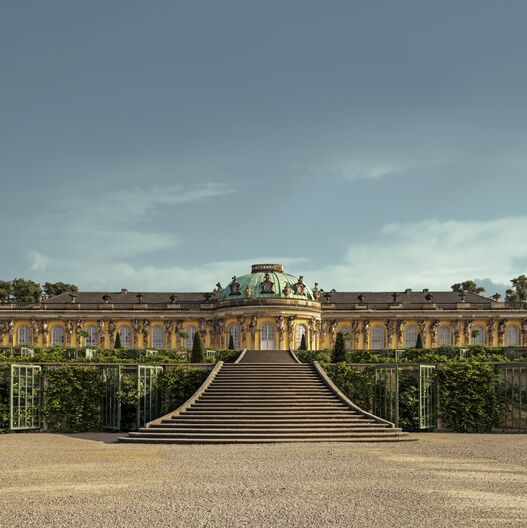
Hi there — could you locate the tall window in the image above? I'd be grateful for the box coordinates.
[119,326,131,348]
[471,325,486,345]
[152,326,165,349]
[337,326,352,350]
[371,326,385,350]
[228,324,241,349]
[185,326,197,350]
[51,326,65,346]
[260,323,275,350]
[17,325,32,345]
[506,326,520,346]
[404,325,418,348]
[86,326,98,346]
[295,324,307,349]
[439,326,452,346]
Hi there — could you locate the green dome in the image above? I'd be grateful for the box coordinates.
[221,264,316,301]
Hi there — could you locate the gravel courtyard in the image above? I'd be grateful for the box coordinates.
[0,433,526,528]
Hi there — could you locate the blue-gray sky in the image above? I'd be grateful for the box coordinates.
[1,1,527,295]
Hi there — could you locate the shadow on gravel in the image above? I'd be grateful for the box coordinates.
[63,432,122,444]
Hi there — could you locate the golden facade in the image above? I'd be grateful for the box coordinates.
[1,264,525,351]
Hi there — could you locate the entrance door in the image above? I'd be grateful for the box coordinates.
[260,323,275,350]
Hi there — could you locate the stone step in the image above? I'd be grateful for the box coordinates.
[126,430,404,440]
[185,407,354,419]
[119,436,414,444]
[193,404,348,410]
[165,415,366,422]
[198,393,335,403]
[158,420,374,428]
[141,426,394,434]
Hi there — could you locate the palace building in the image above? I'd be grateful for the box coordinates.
[1,263,526,351]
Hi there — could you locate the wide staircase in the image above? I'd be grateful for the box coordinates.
[119,350,412,444]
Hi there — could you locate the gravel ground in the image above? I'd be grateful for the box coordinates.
[0,433,526,528]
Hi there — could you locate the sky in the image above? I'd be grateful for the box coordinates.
[1,1,527,295]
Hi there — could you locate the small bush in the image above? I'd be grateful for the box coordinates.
[190,332,204,363]
[331,332,346,363]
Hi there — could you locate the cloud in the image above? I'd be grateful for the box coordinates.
[306,216,527,293]
[25,256,306,291]
[26,250,50,272]
[338,162,405,180]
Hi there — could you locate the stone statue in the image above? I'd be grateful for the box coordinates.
[312,283,321,301]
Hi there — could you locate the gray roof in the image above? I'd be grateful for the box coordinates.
[323,290,492,305]
[45,289,493,306]
[46,291,209,304]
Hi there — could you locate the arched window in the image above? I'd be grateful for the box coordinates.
[404,325,418,348]
[228,324,241,349]
[371,326,385,350]
[506,326,520,346]
[17,325,32,345]
[51,326,65,346]
[471,325,486,345]
[296,324,307,349]
[439,326,452,346]
[151,327,165,349]
[260,323,275,350]
[185,326,197,350]
[86,326,98,347]
[337,326,352,350]
[119,326,131,348]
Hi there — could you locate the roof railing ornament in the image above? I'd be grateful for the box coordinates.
[357,294,366,304]
[294,275,307,296]
[323,292,332,302]
[260,272,275,294]
[170,294,178,303]
[69,293,77,303]
[312,282,321,301]
[492,293,501,301]
[229,276,241,296]
[425,292,434,303]
[102,294,111,303]
[136,293,144,303]
[391,292,398,303]
[459,290,467,303]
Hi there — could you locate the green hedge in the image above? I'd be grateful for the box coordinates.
[0,346,240,365]
[0,368,9,433]
[437,359,501,433]
[45,366,105,433]
[297,346,516,364]
[157,367,209,416]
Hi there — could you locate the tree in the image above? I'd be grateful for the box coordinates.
[451,281,485,295]
[114,332,122,349]
[331,331,346,363]
[191,331,204,363]
[11,278,42,303]
[505,275,527,303]
[0,280,12,302]
[228,333,235,350]
[415,333,424,349]
[299,333,307,351]
[43,282,79,298]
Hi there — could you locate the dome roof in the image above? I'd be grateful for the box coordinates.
[220,264,316,302]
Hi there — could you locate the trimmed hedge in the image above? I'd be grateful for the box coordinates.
[45,366,105,433]
[437,359,501,433]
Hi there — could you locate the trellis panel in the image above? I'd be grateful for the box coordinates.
[10,364,41,430]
